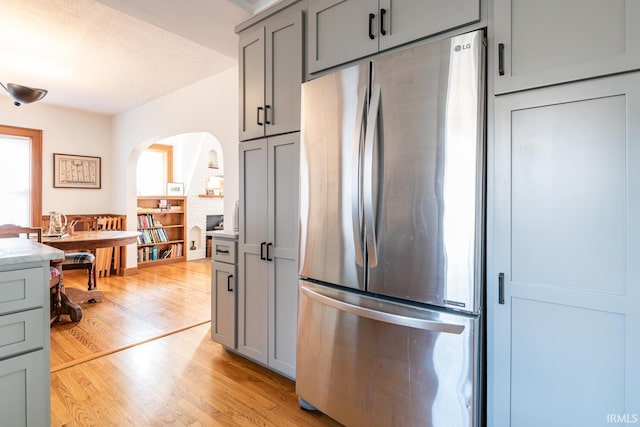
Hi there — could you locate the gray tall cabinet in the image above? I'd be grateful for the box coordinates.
[489,1,640,425]
[233,1,302,379]
[238,134,299,378]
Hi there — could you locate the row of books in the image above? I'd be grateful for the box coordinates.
[137,243,184,262]
[138,228,169,245]
[137,214,157,229]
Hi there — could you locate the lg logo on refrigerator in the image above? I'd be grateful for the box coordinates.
[454,43,472,52]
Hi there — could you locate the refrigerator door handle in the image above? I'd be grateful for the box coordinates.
[363,82,381,268]
[301,284,465,334]
[351,86,368,267]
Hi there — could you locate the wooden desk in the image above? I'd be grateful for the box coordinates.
[44,230,139,321]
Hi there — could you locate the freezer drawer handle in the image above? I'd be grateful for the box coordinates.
[368,13,375,40]
[302,285,465,334]
[227,274,234,292]
[380,8,387,35]
[498,272,505,304]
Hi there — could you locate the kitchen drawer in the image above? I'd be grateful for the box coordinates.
[0,267,45,315]
[0,308,44,360]
[213,239,237,265]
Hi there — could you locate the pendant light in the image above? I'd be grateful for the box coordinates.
[0,82,48,106]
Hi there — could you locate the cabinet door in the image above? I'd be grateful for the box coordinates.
[211,261,237,349]
[239,26,266,141]
[489,74,640,426]
[378,0,479,51]
[267,133,300,379]
[494,0,640,94]
[308,0,378,73]
[265,10,302,136]
[238,140,269,363]
[0,350,48,427]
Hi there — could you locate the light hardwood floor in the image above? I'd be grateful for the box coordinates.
[51,260,341,426]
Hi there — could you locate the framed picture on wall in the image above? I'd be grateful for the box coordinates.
[167,182,184,196]
[53,153,101,189]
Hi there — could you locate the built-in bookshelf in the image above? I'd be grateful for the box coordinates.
[136,196,187,267]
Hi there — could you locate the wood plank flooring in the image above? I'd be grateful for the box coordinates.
[51,260,341,426]
[51,260,212,371]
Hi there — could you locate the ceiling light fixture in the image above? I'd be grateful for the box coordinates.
[0,82,48,106]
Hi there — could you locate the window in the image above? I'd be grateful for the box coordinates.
[136,144,173,196]
[0,125,42,227]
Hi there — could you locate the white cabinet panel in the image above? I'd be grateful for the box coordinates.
[511,299,625,426]
[489,73,640,426]
[511,95,626,294]
[494,0,640,93]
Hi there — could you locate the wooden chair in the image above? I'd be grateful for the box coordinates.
[95,216,123,277]
[0,224,81,323]
[61,217,97,290]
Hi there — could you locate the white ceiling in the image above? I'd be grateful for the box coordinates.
[0,0,277,115]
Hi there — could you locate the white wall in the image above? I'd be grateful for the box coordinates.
[0,99,113,215]
[112,66,239,269]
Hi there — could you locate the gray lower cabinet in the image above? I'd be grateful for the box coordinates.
[488,73,640,426]
[238,5,302,141]
[238,132,299,379]
[211,236,238,349]
[493,0,640,94]
[308,0,480,73]
[0,263,51,427]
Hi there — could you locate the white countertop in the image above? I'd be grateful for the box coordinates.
[0,238,65,266]
[206,229,239,240]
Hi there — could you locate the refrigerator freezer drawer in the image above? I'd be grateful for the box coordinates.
[296,281,481,427]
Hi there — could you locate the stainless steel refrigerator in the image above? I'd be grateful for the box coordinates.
[297,29,485,427]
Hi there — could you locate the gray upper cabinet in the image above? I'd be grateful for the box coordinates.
[308,0,480,73]
[494,0,640,94]
[239,8,302,141]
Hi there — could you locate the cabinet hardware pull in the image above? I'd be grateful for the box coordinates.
[380,8,387,36]
[257,106,264,126]
[266,242,273,261]
[216,249,229,254]
[498,43,505,76]
[260,242,266,260]
[227,274,234,292]
[498,272,505,304]
[368,13,375,40]
[265,105,271,125]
